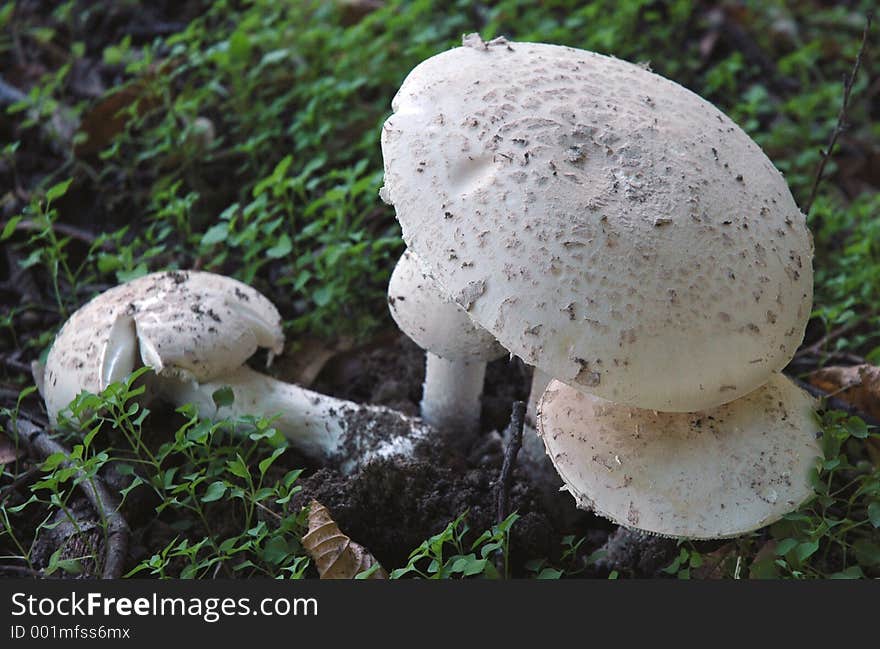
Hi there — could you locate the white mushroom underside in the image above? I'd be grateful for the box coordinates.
[537,374,821,539]
[382,39,813,411]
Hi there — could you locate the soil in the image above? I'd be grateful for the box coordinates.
[296,332,679,577]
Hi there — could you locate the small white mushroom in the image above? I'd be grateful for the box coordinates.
[381,35,813,412]
[42,271,428,472]
[536,373,821,539]
[388,250,505,434]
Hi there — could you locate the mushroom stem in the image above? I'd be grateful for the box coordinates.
[158,366,428,473]
[421,352,486,435]
[525,368,552,427]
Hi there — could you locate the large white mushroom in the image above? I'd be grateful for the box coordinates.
[380,34,818,538]
[537,374,821,539]
[380,34,813,413]
[40,270,428,471]
[388,250,505,435]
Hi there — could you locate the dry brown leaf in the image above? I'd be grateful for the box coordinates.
[691,542,736,579]
[74,61,175,157]
[808,364,880,464]
[338,0,384,25]
[302,500,387,579]
[809,364,880,417]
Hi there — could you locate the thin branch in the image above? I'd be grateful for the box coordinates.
[804,11,873,215]
[496,401,526,524]
[0,564,44,578]
[793,316,866,360]
[7,416,130,579]
[13,219,110,249]
[0,76,27,106]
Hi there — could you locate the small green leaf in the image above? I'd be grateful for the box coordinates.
[1,216,22,240]
[227,456,250,480]
[41,452,68,471]
[266,233,292,259]
[262,536,290,565]
[845,417,868,439]
[258,447,285,477]
[201,481,227,503]
[868,502,880,528]
[201,223,228,246]
[853,539,880,566]
[313,286,333,307]
[829,566,864,579]
[536,567,563,579]
[46,178,73,204]
[355,564,383,579]
[228,30,252,64]
[212,386,235,408]
[794,540,820,562]
[775,538,798,556]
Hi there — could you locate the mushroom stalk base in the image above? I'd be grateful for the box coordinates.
[525,368,552,428]
[421,353,486,436]
[159,366,428,473]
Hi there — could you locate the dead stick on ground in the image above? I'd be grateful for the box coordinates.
[8,417,130,579]
[804,10,873,216]
[496,401,526,524]
[793,316,865,360]
[0,564,45,578]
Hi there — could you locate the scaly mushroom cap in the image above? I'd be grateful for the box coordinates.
[43,270,283,422]
[388,250,504,361]
[381,36,813,411]
[537,374,821,539]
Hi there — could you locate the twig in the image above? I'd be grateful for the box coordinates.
[804,11,873,215]
[0,466,41,499]
[0,357,34,377]
[0,564,44,578]
[794,316,866,359]
[0,76,27,106]
[13,219,110,249]
[789,376,880,428]
[496,401,526,524]
[8,416,130,579]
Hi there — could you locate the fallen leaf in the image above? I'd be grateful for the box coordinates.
[74,60,175,157]
[748,540,779,579]
[337,0,384,25]
[691,542,736,579]
[302,500,387,579]
[808,364,880,464]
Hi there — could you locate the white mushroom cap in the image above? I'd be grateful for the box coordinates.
[381,36,813,411]
[536,373,821,539]
[43,270,283,422]
[388,249,504,362]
